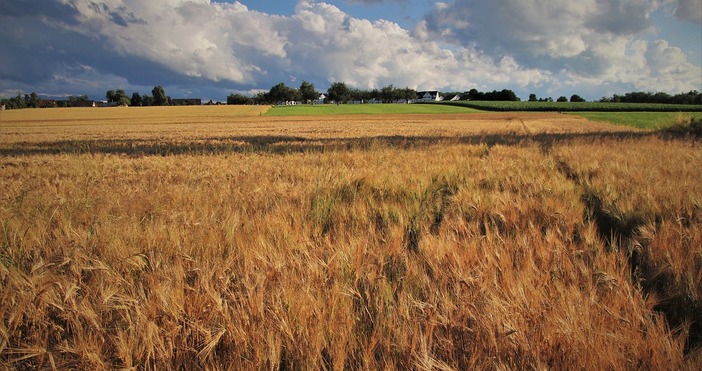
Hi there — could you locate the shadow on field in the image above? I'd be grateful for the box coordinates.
[0,131,655,157]
[551,145,702,354]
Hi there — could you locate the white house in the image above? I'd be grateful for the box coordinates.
[313,94,326,105]
[416,91,443,102]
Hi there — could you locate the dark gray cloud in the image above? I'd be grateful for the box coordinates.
[86,3,145,27]
[0,0,80,20]
[675,0,702,24]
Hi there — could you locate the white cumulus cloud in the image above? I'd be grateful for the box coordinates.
[35,0,550,92]
[423,0,702,94]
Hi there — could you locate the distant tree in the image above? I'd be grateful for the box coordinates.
[1,93,26,109]
[289,88,302,103]
[369,88,380,101]
[117,90,128,104]
[27,92,39,108]
[466,89,481,100]
[152,86,168,106]
[115,90,129,106]
[528,93,537,102]
[349,88,365,102]
[463,88,519,101]
[327,82,351,103]
[557,96,568,102]
[227,93,253,105]
[399,87,416,103]
[68,95,90,102]
[499,89,519,101]
[599,90,701,105]
[380,84,396,103]
[252,92,268,105]
[131,92,143,106]
[299,81,318,104]
[142,94,154,106]
[570,94,586,102]
[106,89,129,105]
[677,90,701,104]
[267,82,299,104]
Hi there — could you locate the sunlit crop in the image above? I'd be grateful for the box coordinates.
[1,106,699,369]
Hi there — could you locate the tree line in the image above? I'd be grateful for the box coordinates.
[1,92,42,109]
[0,86,172,109]
[108,86,170,106]
[226,84,591,105]
[598,91,701,105]
[227,86,702,105]
[227,81,419,105]
[3,83,700,109]
[527,93,586,103]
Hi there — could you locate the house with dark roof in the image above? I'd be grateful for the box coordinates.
[416,91,442,102]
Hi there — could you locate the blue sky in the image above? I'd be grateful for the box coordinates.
[236,0,427,29]
[1,0,700,102]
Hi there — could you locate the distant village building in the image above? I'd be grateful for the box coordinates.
[416,91,443,102]
[313,94,326,105]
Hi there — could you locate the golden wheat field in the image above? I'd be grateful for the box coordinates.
[0,106,700,369]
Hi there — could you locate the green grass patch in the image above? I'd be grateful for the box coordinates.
[570,112,702,130]
[264,103,479,116]
[435,101,702,112]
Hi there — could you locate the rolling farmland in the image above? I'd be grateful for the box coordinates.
[1,106,700,369]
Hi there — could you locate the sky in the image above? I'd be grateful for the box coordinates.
[1,0,701,102]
